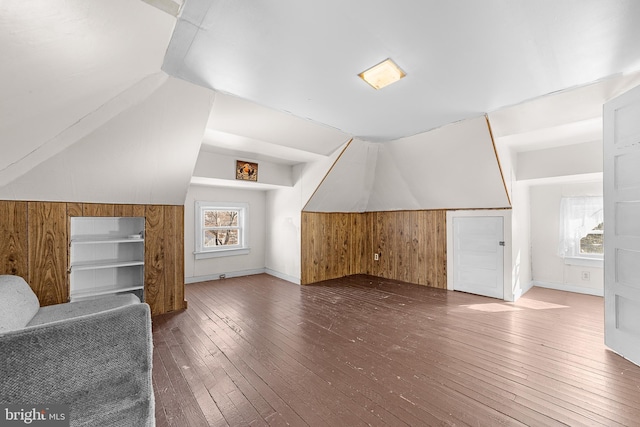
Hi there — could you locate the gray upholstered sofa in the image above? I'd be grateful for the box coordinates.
[0,275,154,427]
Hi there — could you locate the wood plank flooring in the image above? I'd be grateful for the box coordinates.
[152,274,640,426]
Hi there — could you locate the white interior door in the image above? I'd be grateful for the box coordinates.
[604,84,640,366]
[453,216,504,299]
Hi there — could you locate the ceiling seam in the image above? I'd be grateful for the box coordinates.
[485,114,512,207]
[302,138,353,212]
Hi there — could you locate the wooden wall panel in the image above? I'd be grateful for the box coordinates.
[435,210,448,289]
[362,212,375,275]
[349,212,370,276]
[163,205,186,312]
[302,210,447,289]
[336,213,349,279]
[114,204,134,217]
[28,202,68,306]
[144,204,165,315]
[409,211,420,284]
[301,212,355,284]
[0,201,28,278]
[174,205,186,311]
[301,213,312,284]
[163,206,176,311]
[67,203,83,217]
[302,212,317,284]
[0,200,186,316]
[133,204,147,218]
[83,203,115,217]
[418,212,429,285]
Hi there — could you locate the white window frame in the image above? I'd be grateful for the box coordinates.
[194,201,250,259]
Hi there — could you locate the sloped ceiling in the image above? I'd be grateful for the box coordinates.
[0,0,213,204]
[305,117,509,212]
[162,0,640,212]
[0,77,214,204]
[303,139,378,212]
[4,1,640,211]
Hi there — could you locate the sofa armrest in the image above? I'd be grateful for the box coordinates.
[0,303,154,427]
[27,293,141,327]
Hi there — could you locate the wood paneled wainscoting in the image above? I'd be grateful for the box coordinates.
[0,200,185,316]
[301,210,447,287]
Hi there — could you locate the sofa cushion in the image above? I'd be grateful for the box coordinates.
[1,302,154,426]
[27,293,140,327]
[0,275,40,333]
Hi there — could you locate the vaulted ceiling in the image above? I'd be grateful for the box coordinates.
[164,0,640,143]
[2,0,640,206]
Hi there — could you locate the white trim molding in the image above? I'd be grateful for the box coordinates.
[265,268,301,285]
[194,201,250,258]
[532,280,604,297]
[184,268,301,285]
[185,268,265,284]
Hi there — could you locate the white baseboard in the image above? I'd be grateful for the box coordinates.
[513,281,535,301]
[185,267,301,285]
[532,280,604,297]
[265,268,301,285]
[185,268,266,284]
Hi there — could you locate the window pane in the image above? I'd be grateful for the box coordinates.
[580,222,604,254]
[204,210,239,227]
[204,229,239,247]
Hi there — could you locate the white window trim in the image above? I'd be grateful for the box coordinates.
[564,229,604,266]
[573,228,604,264]
[194,201,250,259]
[563,256,603,268]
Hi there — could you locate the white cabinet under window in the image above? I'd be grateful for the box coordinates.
[69,217,145,302]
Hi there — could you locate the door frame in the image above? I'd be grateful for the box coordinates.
[603,83,640,366]
[446,209,513,301]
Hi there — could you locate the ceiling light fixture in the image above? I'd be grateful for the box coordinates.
[358,58,406,90]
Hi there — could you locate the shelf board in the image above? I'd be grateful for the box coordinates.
[71,236,144,244]
[70,259,145,271]
[70,284,144,300]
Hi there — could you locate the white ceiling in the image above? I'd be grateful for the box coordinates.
[3,0,640,203]
[163,0,640,145]
[201,92,351,165]
[0,0,214,204]
[1,0,175,173]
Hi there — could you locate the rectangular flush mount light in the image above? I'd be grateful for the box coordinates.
[359,58,406,90]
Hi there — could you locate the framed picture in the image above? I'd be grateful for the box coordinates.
[236,160,258,181]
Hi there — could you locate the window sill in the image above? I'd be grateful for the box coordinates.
[195,248,250,260]
[563,256,603,268]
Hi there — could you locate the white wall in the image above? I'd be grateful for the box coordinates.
[303,138,377,212]
[184,184,266,282]
[0,77,214,205]
[530,180,604,295]
[369,116,509,210]
[517,140,602,180]
[265,143,347,283]
[511,180,532,299]
[305,117,510,212]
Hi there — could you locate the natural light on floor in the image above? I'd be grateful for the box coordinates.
[462,299,569,312]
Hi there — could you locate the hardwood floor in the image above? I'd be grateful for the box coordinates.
[152,274,640,426]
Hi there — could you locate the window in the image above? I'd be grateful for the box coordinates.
[195,201,249,259]
[558,196,603,265]
[580,222,604,255]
